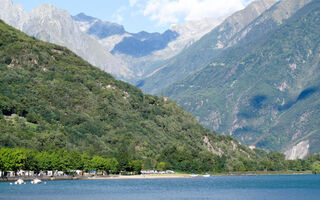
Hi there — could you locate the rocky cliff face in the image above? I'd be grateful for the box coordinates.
[285,140,310,160]
[227,0,313,47]
[163,0,320,159]
[0,0,28,29]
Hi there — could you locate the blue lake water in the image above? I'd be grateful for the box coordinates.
[0,175,319,200]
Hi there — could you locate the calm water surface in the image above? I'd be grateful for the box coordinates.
[1,175,319,200]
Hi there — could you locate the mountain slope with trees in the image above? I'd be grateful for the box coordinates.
[163,0,320,158]
[0,19,259,171]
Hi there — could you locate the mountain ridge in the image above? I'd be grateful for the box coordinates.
[162,0,320,159]
[0,0,224,84]
[139,0,277,94]
[72,12,224,84]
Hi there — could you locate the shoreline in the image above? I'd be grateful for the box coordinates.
[0,171,313,182]
[212,170,313,176]
[0,174,190,182]
[93,174,190,180]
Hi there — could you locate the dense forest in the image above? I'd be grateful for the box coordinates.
[1,147,320,174]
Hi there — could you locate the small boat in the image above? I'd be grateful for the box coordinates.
[14,179,25,185]
[190,174,198,177]
[31,178,42,184]
[203,174,210,178]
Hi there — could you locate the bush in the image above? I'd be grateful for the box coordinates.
[4,57,12,65]
[26,112,38,124]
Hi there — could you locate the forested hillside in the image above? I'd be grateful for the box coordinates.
[0,20,257,171]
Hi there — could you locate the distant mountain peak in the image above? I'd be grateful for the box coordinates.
[111,30,179,58]
[0,0,14,5]
[73,12,97,22]
[72,12,126,39]
[0,0,27,29]
[31,4,68,15]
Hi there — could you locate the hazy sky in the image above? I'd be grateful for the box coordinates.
[13,0,254,33]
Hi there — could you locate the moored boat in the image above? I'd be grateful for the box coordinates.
[31,178,42,184]
[14,179,25,185]
[190,174,198,177]
[203,174,210,178]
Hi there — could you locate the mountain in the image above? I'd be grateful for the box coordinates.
[73,13,179,58]
[162,0,319,159]
[0,0,224,84]
[110,30,179,58]
[0,0,132,80]
[139,0,277,94]
[0,19,258,170]
[73,12,126,39]
[0,0,27,30]
[73,13,224,83]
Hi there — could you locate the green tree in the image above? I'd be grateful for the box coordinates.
[91,156,107,172]
[25,150,39,172]
[262,158,274,171]
[81,153,92,172]
[26,112,38,124]
[267,152,286,171]
[157,162,168,171]
[0,148,27,173]
[68,151,83,170]
[117,151,131,172]
[232,159,246,172]
[311,161,320,174]
[130,160,143,174]
[105,158,119,174]
[34,151,52,171]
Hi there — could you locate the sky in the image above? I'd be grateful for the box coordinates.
[13,0,254,33]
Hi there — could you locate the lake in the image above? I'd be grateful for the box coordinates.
[1,175,319,200]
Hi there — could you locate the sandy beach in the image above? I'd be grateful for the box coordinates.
[92,174,190,180]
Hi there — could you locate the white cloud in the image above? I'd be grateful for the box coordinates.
[130,0,139,6]
[130,0,146,7]
[112,6,127,23]
[140,0,249,26]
